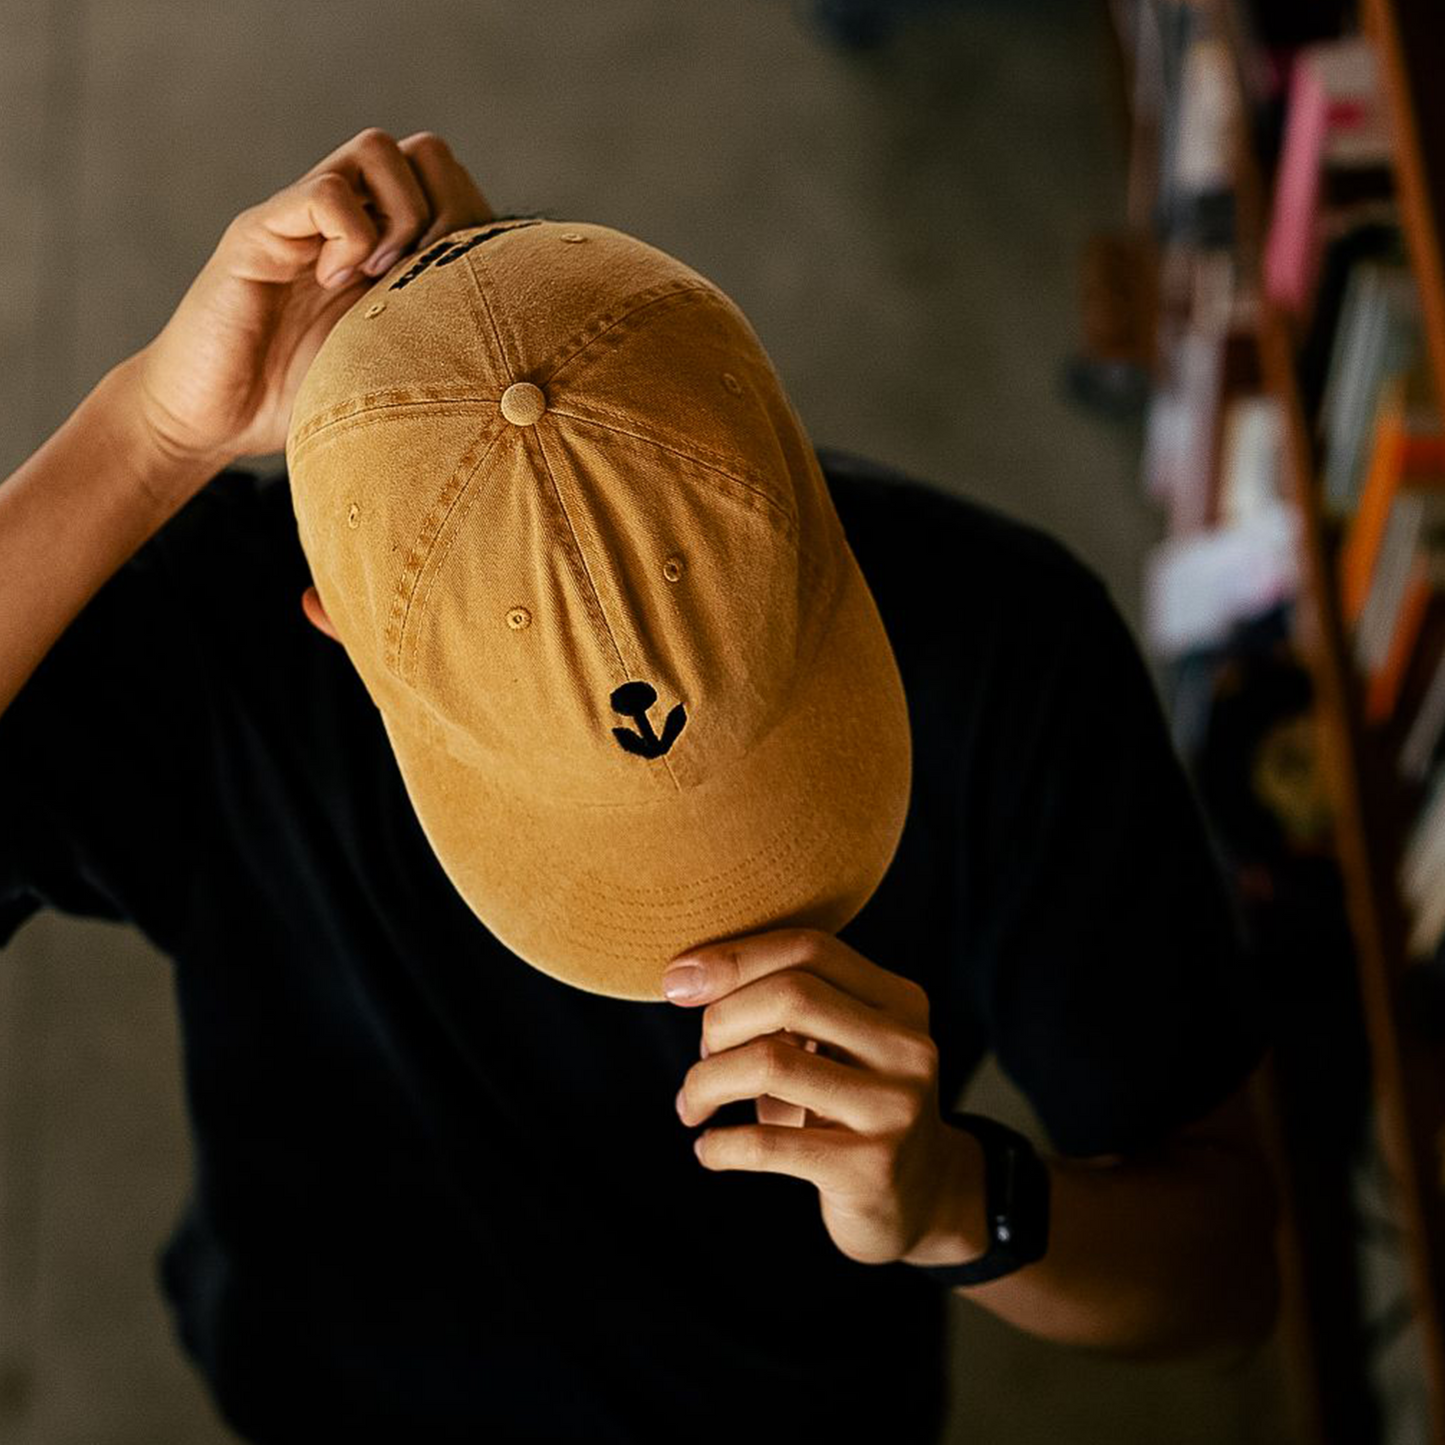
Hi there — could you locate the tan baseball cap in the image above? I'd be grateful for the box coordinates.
[284,218,911,1001]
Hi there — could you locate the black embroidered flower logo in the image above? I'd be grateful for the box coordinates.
[610,680,686,759]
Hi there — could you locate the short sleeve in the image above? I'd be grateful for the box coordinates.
[965,562,1271,1160]
[0,468,251,956]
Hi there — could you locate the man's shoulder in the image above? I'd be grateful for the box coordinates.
[136,463,322,694]
[815,446,1110,630]
[147,461,304,574]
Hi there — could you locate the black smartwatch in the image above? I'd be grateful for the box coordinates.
[907,1111,1051,1287]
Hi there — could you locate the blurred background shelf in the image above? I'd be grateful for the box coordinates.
[1102,0,1445,1440]
[1364,0,1445,407]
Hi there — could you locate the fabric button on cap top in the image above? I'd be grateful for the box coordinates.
[500,381,546,425]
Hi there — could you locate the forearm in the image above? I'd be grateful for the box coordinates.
[905,1126,1279,1360]
[0,351,222,718]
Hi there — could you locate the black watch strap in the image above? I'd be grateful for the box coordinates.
[907,1111,1051,1287]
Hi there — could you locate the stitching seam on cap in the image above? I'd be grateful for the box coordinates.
[568,832,855,923]
[539,280,716,385]
[552,397,793,524]
[533,425,684,797]
[450,544,843,810]
[548,833,862,960]
[459,240,515,381]
[289,397,494,456]
[548,409,796,538]
[575,818,834,904]
[466,231,524,370]
[396,435,509,684]
[390,423,508,678]
[403,534,839,808]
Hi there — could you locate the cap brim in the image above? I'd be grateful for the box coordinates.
[375,550,912,1001]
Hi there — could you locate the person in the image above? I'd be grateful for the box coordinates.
[0,127,1279,1445]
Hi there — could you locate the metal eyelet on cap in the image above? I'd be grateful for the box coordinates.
[721,372,743,395]
[506,606,532,630]
[347,503,361,528]
[560,232,586,243]
[662,555,684,582]
[365,302,386,319]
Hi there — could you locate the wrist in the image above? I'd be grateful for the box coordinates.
[899,1121,991,1267]
[99,351,234,517]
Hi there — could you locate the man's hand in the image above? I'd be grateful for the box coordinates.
[662,927,1280,1361]
[129,126,493,490]
[664,926,974,1267]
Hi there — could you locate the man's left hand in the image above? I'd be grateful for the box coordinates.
[664,926,971,1266]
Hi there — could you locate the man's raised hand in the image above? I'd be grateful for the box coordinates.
[126,128,494,492]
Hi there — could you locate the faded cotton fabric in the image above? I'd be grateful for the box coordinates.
[285,219,912,1001]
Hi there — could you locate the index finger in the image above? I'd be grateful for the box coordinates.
[299,127,434,275]
[664,926,923,1018]
[395,131,495,252]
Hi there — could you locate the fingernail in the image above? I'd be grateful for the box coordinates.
[700,1037,709,1059]
[675,1085,687,1117]
[663,965,707,1001]
[363,247,401,277]
[323,266,356,288]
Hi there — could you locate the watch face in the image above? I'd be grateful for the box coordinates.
[1010,1152,1051,1267]
[913,1114,1050,1285]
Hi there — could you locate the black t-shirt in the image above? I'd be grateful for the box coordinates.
[0,444,1268,1444]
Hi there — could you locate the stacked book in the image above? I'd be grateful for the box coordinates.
[1109,6,1445,1439]
[1260,37,1445,962]
[1130,16,1445,965]
[1135,2,1300,664]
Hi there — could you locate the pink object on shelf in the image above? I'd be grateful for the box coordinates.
[1264,37,1394,316]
